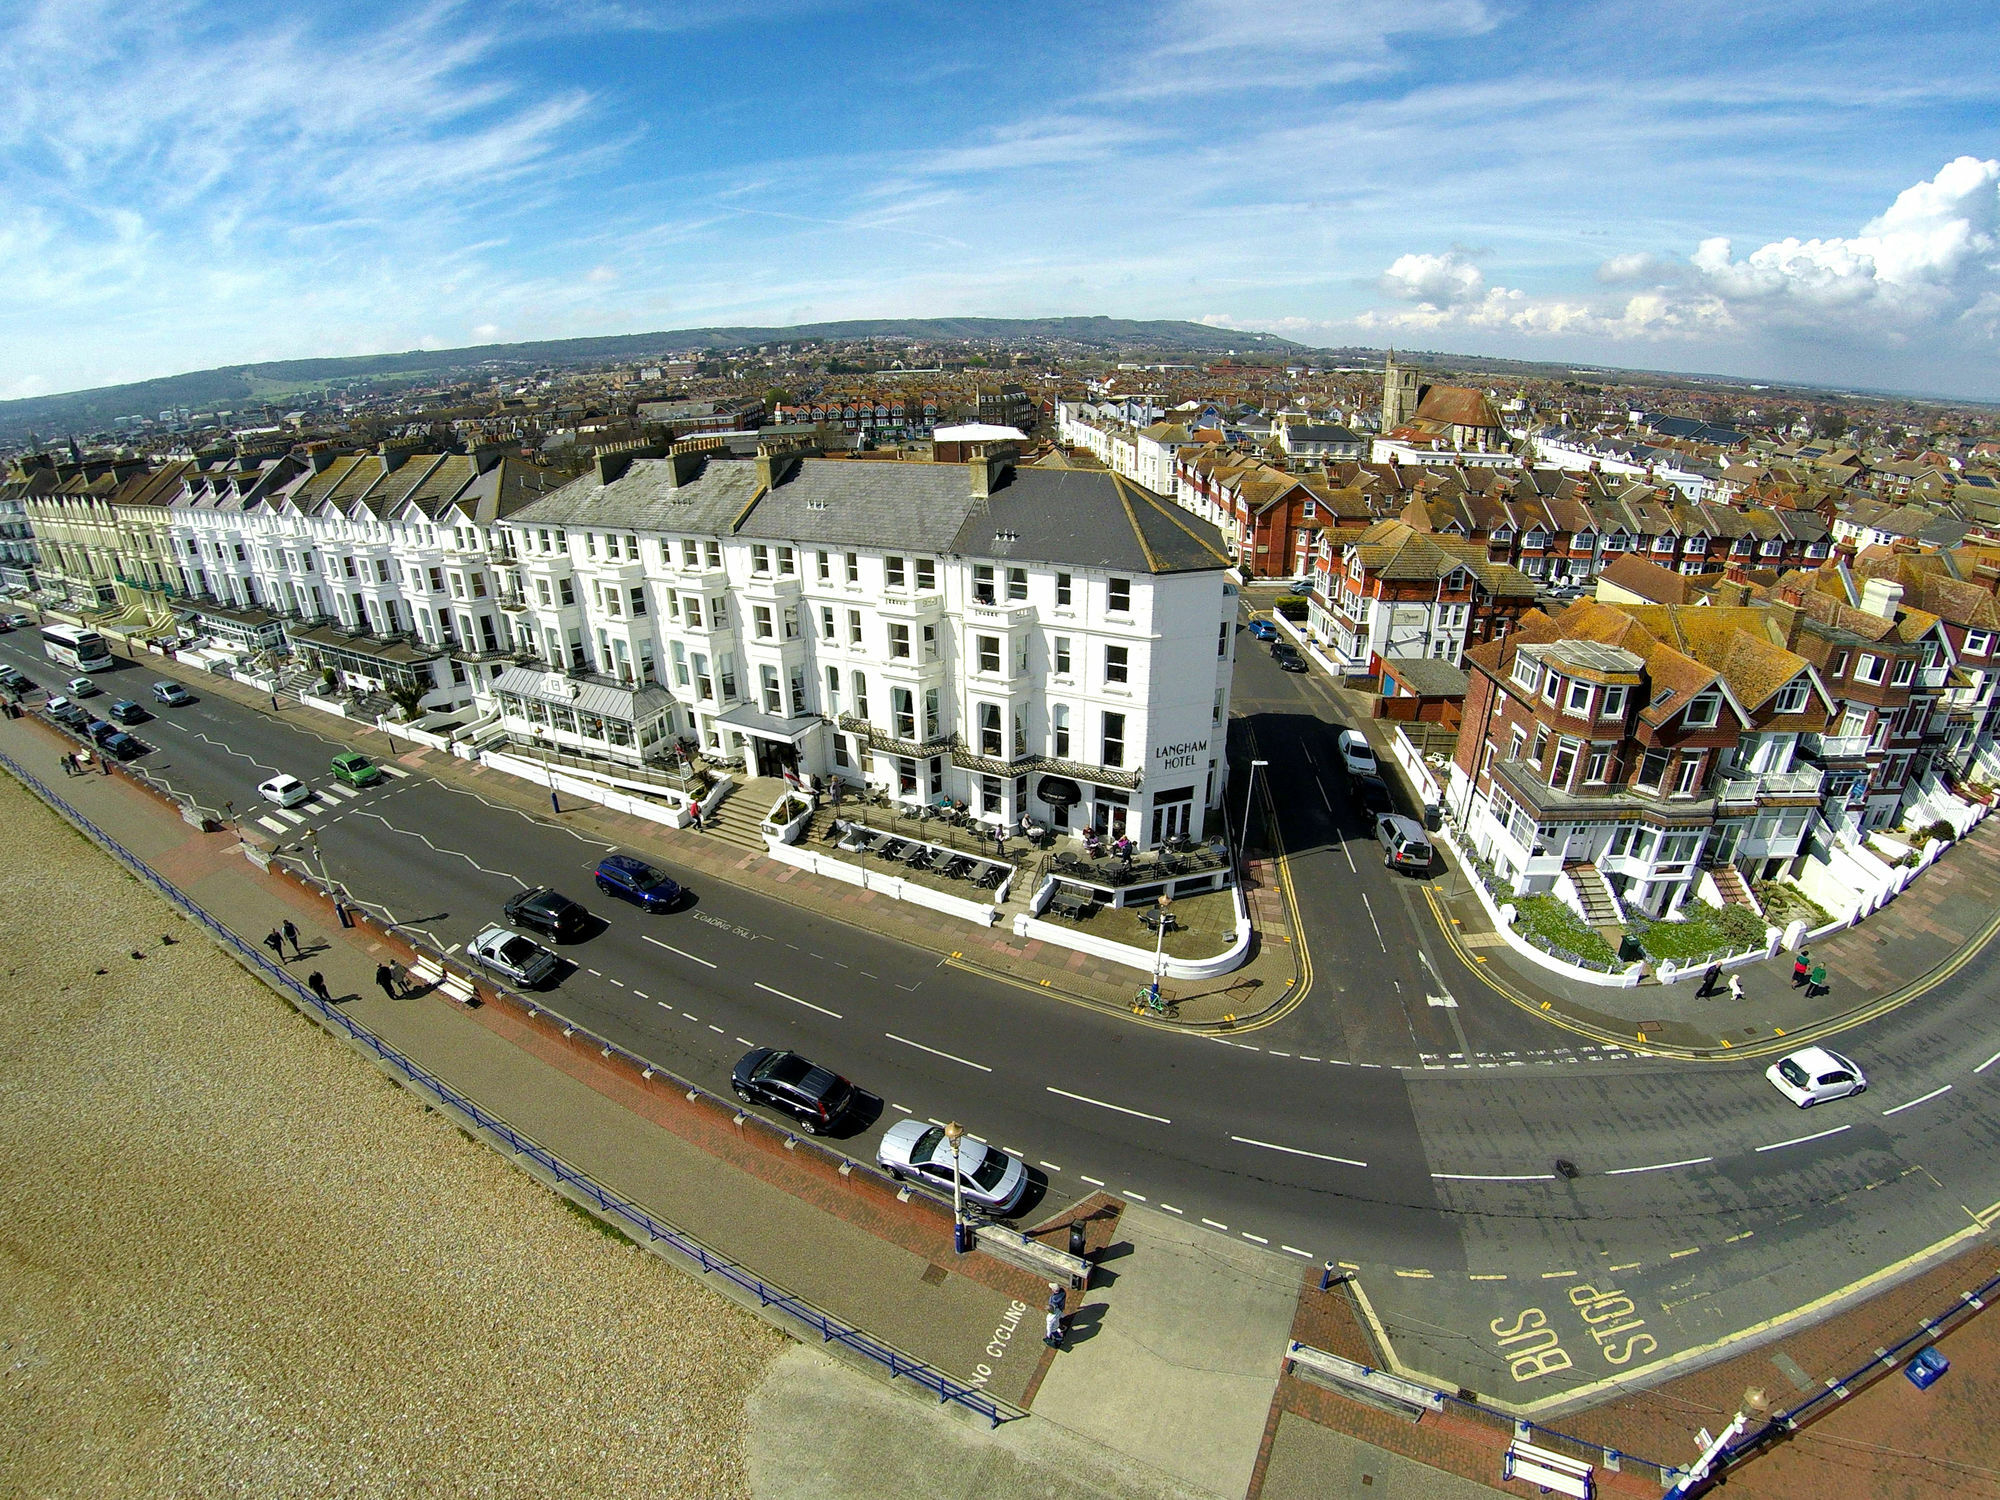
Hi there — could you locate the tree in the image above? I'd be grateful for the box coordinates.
[1813,410,1848,441]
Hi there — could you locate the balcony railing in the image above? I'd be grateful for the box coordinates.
[1802,732,1872,761]
[1716,767,1826,803]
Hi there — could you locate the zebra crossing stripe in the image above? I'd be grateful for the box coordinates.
[380,765,409,778]
[272,807,307,825]
[256,816,289,834]
[322,783,359,800]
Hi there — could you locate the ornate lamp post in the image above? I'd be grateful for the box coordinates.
[944,1120,970,1254]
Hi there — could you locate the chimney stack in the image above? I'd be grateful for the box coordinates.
[1860,576,1904,620]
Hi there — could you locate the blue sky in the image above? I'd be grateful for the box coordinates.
[4,0,1999,400]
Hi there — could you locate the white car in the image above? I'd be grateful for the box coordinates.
[1766,1046,1867,1108]
[68,676,101,698]
[1335,728,1378,778]
[876,1119,1028,1214]
[467,925,561,989]
[257,774,312,808]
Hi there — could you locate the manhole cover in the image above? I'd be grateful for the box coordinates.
[1641,1020,1665,1032]
[920,1263,949,1287]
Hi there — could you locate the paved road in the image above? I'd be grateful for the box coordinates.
[15,626,2000,1411]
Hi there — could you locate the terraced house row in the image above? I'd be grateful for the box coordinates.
[18,441,1237,851]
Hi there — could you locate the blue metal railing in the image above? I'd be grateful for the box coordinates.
[1700,1261,2000,1489]
[0,748,1010,1427]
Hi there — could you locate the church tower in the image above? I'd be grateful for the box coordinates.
[1381,349,1421,433]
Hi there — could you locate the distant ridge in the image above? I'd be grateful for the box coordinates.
[0,316,1309,442]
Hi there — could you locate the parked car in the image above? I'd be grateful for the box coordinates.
[102,732,144,760]
[86,719,118,745]
[329,750,384,788]
[67,676,100,698]
[502,886,591,941]
[1335,728,1378,778]
[1277,651,1308,673]
[1248,618,1279,642]
[0,618,12,632]
[594,854,682,912]
[875,1119,1028,1214]
[5,612,30,627]
[107,699,147,725]
[0,668,31,692]
[1269,639,1299,661]
[45,697,89,729]
[1351,773,1393,817]
[730,1047,856,1135]
[467,925,562,989]
[257,774,312,808]
[1766,1047,1867,1108]
[151,681,193,706]
[1375,813,1433,873]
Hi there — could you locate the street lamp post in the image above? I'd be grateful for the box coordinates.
[944,1120,971,1254]
[1240,759,1268,864]
[1147,892,1173,1009]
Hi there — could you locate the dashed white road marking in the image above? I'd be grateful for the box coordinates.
[644,934,716,968]
[1281,1245,1313,1258]
[1046,1086,1170,1124]
[1431,1171,1557,1182]
[1976,1049,2000,1074]
[756,982,844,1019]
[1882,1084,1952,1116]
[1200,1218,1228,1230]
[885,1032,988,1070]
[1230,1134,1367,1169]
[1604,1155,1713,1177]
[1756,1124,1850,1153]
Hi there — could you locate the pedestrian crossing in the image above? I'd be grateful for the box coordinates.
[380,764,409,778]
[321,782,360,801]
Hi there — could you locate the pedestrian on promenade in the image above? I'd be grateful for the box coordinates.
[307,971,331,1004]
[262,929,285,962]
[1047,1282,1066,1316]
[270,694,280,713]
[375,963,399,1000]
[389,960,409,996]
[1043,1307,1064,1350]
[1728,973,1744,1003]
[1697,962,1721,997]
[282,919,301,955]
[1808,962,1828,998]
[58,752,72,777]
[1792,950,1811,988]
[689,801,703,832]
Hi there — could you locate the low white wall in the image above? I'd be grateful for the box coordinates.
[479,748,693,828]
[1430,818,1646,988]
[1274,611,1346,678]
[298,691,350,718]
[374,717,454,753]
[1011,878,1252,980]
[1386,726,1445,808]
[760,840,998,926]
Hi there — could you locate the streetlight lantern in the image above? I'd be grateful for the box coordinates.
[944,1120,971,1254]
[1240,759,1269,864]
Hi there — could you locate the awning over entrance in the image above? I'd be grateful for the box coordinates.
[713,702,819,744]
[1037,776,1083,806]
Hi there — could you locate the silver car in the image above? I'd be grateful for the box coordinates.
[875,1119,1028,1214]
[467,925,561,989]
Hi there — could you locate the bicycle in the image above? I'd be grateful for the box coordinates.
[1133,985,1171,1015]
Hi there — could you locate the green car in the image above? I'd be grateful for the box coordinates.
[330,751,384,789]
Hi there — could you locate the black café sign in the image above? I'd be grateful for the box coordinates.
[1153,738,1207,770]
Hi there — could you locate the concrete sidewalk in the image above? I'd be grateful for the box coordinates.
[1425,815,2000,1057]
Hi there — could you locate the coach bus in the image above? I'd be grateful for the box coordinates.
[42,622,113,673]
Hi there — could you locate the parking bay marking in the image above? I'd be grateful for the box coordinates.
[757,981,842,1020]
[644,935,717,969]
[1230,1134,1367,1169]
[886,1032,990,1071]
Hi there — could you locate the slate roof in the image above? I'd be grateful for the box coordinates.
[512,457,1231,574]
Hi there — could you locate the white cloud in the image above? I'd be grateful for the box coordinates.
[1379,250,1485,304]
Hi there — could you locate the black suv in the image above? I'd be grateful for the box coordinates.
[501,887,590,941]
[731,1048,855,1135]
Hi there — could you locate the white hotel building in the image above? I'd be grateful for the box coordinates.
[489,445,1239,847]
[160,443,1239,850]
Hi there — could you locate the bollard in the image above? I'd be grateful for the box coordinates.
[954,1221,972,1255]
[1320,1260,1343,1292]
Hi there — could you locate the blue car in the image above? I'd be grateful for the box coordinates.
[1248,618,1279,641]
[594,854,682,911]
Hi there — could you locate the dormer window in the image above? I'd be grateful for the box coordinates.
[1684,691,1721,728]
[1564,679,1592,715]
[1601,685,1627,718]
[1541,670,1562,705]
[1773,680,1810,714]
[1511,656,1540,693]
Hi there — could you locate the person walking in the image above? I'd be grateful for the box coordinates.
[1697,962,1721,997]
[1791,949,1812,988]
[689,801,703,833]
[307,971,331,1004]
[262,928,285,962]
[58,752,72,777]
[1043,1306,1064,1350]
[1808,962,1828,998]
[1727,972,1744,1003]
[282,919,301,956]
[374,963,399,1000]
